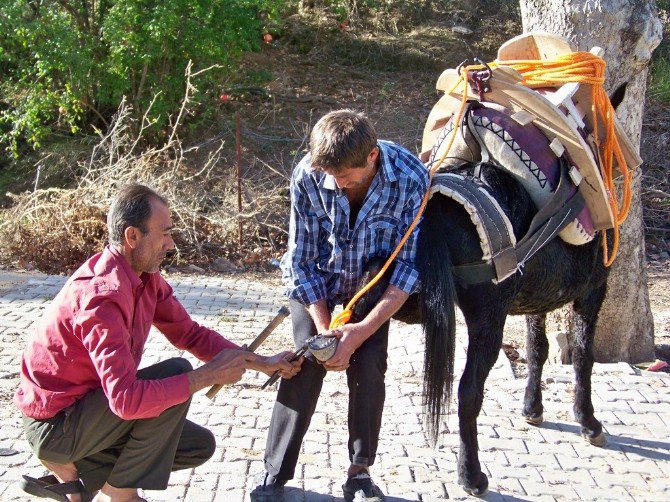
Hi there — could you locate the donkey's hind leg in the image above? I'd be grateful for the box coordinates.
[456,312,507,497]
[523,314,548,425]
[572,284,607,446]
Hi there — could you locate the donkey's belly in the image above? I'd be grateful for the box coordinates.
[506,234,605,316]
[509,290,578,316]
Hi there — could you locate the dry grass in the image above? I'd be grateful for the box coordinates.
[0,64,292,273]
[640,99,670,255]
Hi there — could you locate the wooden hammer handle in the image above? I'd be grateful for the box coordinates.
[205,306,289,400]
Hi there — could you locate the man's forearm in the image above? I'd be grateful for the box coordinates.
[187,365,217,394]
[186,349,254,394]
[188,355,259,394]
[356,284,408,340]
[307,299,332,333]
[322,284,409,369]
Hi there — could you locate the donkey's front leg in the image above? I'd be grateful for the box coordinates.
[523,314,548,424]
[572,285,607,446]
[457,325,504,497]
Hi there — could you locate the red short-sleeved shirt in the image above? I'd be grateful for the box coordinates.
[15,246,237,420]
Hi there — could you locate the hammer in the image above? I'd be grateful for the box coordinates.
[205,306,290,400]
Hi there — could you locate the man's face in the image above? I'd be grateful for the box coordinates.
[326,146,379,190]
[129,199,175,274]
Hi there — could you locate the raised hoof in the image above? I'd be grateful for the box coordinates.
[583,431,606,447]
[461,472,489,498]
[524,413,544,426]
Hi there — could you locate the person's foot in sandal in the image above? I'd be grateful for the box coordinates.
[249,471,286,502]
[20,474,90,501]
[92,483,147,502]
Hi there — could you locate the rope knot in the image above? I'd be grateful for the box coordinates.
[330,310,352,329]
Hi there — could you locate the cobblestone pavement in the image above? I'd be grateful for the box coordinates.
[0,272,668,501]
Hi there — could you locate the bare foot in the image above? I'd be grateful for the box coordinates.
[41,460,82,502]
[93,483,147,502]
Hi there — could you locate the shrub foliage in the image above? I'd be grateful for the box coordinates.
[0,0,284,155]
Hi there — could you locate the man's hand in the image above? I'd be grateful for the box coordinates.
[321,323,368,371]
[188,349,254,394]
[321,284,410,371]
[208,349,254,384]
[252,351,304,379]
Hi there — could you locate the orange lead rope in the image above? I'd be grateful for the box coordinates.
[330,52,631,329]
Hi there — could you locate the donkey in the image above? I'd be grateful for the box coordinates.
[358,162,609,495]
[406,163,610,496]
[377,85,628,496]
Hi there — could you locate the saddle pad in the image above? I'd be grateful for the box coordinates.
[429,173,518,283]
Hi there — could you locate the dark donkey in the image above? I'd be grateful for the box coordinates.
[358,86,630,497]
[359,163,609,496]
[411,86,631,496]
[409,163,610,496]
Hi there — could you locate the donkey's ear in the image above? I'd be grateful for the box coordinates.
[609,83,627,110]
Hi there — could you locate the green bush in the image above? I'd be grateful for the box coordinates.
[649,1,670,104]
[0,0,287,156]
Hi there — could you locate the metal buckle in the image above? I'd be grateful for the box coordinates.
[457,58,492,100]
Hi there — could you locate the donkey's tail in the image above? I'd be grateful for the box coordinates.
[417,201,457,444]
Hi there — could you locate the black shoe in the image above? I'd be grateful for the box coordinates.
[342,472,386,502]
[250,472,285,502]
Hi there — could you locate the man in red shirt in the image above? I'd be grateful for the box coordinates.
[15,184,302,502]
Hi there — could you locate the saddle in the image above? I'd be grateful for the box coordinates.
[421,32,642,283]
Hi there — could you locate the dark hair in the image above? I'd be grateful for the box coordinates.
[309,109,377,173]
[107,184,168,246]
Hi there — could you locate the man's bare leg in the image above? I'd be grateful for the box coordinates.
[93,483,147,502]
[41,460,82,502]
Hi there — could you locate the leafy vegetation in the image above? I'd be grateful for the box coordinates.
[649,1,670,104]
[0,0,286,156]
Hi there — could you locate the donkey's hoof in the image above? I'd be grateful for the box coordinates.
[524,412,544,426]
[461,472,489,498]
[583,431,606,447]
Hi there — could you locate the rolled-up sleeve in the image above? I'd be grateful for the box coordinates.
[390,173,429,295]
[282,170,328,305]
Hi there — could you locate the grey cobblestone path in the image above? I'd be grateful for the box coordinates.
[0,273,668,501]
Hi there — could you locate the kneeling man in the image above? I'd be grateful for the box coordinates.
[15,184,302,501]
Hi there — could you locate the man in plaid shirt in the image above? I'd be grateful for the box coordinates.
[252,110,428,502]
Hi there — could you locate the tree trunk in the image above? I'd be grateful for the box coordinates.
[519,0,662,362]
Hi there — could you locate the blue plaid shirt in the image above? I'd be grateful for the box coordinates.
[281,140,429,307]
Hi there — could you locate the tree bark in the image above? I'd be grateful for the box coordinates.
[519,0,662,362]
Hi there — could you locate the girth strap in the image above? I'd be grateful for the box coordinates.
[452,159,585,284]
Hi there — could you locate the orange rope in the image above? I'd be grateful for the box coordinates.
[330,51,632,329]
